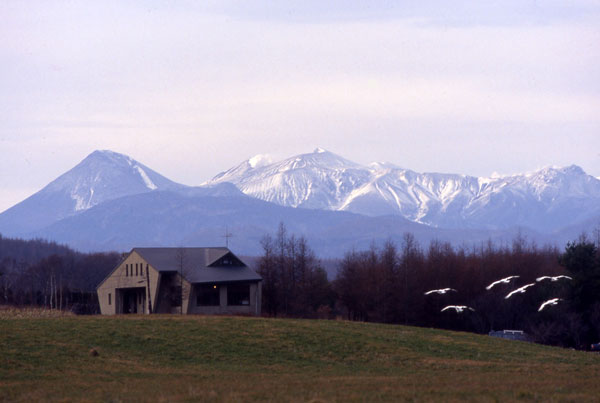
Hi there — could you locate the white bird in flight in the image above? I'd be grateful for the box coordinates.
[505,283,535,299]
[424,288,457,295]
[538,298,562,312]
[536,275,573,282]
[441,305,475,313]
[486,275,520,290]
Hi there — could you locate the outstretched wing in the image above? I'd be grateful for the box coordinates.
[485,280,499,290]
[538,298,561,312]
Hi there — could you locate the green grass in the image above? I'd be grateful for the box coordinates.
[1,314,599,402]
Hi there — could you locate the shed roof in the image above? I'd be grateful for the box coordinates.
[133,247,262,284]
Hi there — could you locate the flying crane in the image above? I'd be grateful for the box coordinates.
[485,275,519,290]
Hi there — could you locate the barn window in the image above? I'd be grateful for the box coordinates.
[125,265,128,277]
[227,284,250,306]
[197,284,220,306]
[136,263,139,276]
[108,293,112,305]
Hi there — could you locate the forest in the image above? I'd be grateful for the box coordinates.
[0,235,121,313]
[257,224,600,350]
[1,228,599,349]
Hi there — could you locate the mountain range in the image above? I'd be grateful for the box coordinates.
[0,149,598,257]
[208,148,600,233]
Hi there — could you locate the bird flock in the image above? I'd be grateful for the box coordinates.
[424,274,572,314]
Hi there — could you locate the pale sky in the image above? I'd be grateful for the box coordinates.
[1,1,599,212]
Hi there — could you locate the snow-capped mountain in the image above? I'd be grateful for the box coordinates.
[49,150,186,211]
[208,149,600,232]
[209,148,371,210]
[1,147,598,256]
[0,150,187,235]
[460,165,600,231]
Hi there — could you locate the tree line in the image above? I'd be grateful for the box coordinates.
[2,228,599,349]
[0,235,120,313]
[258,225,600,349]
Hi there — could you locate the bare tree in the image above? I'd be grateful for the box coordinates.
[258,234,279,316]
[0,258,17,304]
[258,224,332,318]
[593,224,600,249]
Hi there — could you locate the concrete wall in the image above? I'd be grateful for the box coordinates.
[97,251,160,315]
[153,272,192,314]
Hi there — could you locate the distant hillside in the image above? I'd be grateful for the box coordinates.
[0,234,75,264]
[29,188,538,257]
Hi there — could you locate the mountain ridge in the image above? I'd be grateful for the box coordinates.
[30,186,547,257]
[207,149,600,232]
[1,148,599,256]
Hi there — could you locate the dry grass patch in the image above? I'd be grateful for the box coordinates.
[0,305,74,319]
[1,315,599,401]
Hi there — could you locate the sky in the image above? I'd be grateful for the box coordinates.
[1,0,599,212]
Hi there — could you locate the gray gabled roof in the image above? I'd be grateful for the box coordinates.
[133,247,262,284]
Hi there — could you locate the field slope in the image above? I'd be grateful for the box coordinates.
[1,314,599,401]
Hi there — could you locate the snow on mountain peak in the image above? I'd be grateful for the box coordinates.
[523,164,585,178]
[489,171,507,179]
[134,165,158,190]
[71,187,95,211]
[0,150,187,236]
[369,161,402,171]
[61,150,184,205]
[248,154,273,169]
[56,150,186,207]
[208,149,370,209]
[207,150,600,232]
[3,148,599,241]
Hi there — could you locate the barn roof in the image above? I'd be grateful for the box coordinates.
[133,247,262,284]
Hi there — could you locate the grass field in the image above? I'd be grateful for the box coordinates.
[1,311,599,402]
